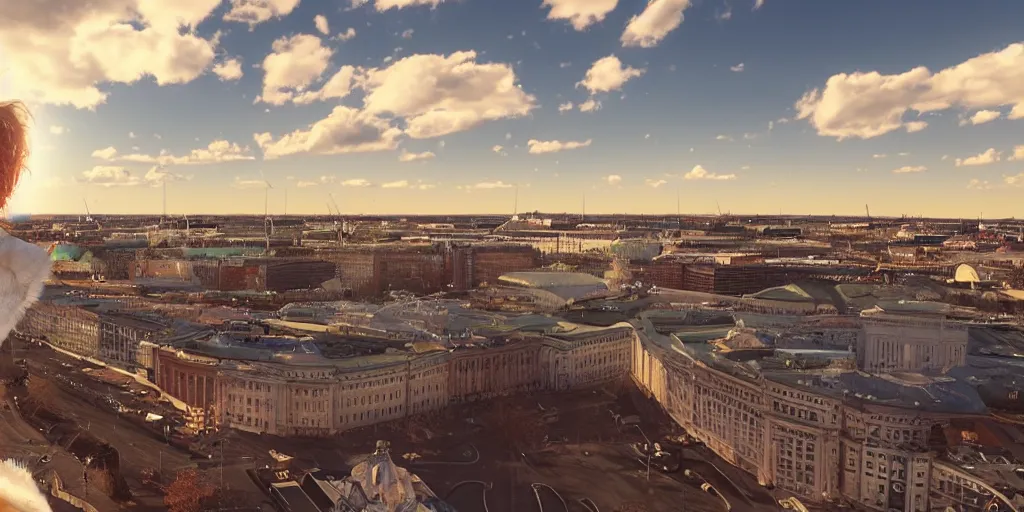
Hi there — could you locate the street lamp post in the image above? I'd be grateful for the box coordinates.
[633,425,652,482]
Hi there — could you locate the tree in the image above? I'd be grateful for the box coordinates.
[27,377,56,415]
[1010,265,1024,290]
[164,468,215,512]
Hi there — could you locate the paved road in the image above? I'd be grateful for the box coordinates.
[0,399,121,512]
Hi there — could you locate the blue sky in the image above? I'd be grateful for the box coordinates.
[3,0,1023,217]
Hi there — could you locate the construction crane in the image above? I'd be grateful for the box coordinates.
[865,204,871,222]
[82,198,101,229]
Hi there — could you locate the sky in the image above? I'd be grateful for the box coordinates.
[2,0,1024,217]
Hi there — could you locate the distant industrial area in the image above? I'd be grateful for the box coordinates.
[3,210,1024,512]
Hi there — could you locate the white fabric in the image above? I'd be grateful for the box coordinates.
[0,228,50,347]
[0,459,52,512]
[0,229,53,512]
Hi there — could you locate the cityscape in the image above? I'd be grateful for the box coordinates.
[1,1,1024,512]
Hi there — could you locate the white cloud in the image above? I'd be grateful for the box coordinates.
[955,148,1001,167]
[382,180,409,189]
[717,8,732,21]
[258,34,334,105]
[292,66,361,105]
[1005,173,1024,186]
[558,101,574,113]
[904,121,928,133]
[872,154,886,159]
[715,134,733,141]
[621,0,693,49]
[341,179,373,187]
[754,0,765,8]
[398,149,436,162]
[961,109,1001,126]
[492,145,508,156]
[967,179,993,190]
[730,63,744,72]
[129,132,137,139]
[579,98,602,112]
[0,0,222,108]
[255,106,402,159]
[80,166,139,187]
[527,139,592,154]
[459,181,514,190]
[795,42,1024,140]
[224,0,301,26]
[213,58,244,81]
[314,14,330,35]
[1009,145,1024,161]
[891,165,926,174]
[337,28,358,41]
[578,55,645,94]
[541,0,620,31]
[401,29,414,39]
[92,140,256,166]
[49,126,65,135]
[296,176,337,188]
[361,51,535,139]
[645,179,667,188]
[604,174,622,185]
[353,0,449,11]
[234,177,271,189]
[560,62,572,69]
[684,165,736,181]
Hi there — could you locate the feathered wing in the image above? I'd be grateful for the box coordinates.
[0,230,51,347]
[0,459,52,512]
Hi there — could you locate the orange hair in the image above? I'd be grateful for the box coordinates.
[0,101,29,211]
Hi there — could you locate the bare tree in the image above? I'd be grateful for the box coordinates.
[164,468,216,512]
[1010,265,1024,290]
[27,377,56,416]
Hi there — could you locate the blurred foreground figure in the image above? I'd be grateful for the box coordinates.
[0,101,54,512]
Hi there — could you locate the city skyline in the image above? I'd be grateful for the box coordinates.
[2,0,1023,217]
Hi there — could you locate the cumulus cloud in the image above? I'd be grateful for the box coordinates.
[891,165,926,174]
[578,55,645,95]
[795,42,1024,140]
[621,0,693,48]
[314,15,330,35]
[92,140,256,166]
[398,149,436,162]
[258,34,335,105]
[715,135,733,141]
[605,174,622,185]
[0,0,222,108]
[382,180,409,189]
[558,102,574,113]
[224,0,302,26]
[459,181,514,190]
[255,106,402,159]
[361,51,535,139]
[579,98,602,112]
[401,29,414,39]
[1005,173,1024,187]
[967,179,993,190]
[337,28,357,41]
[341,179,373,187]
[645,179,668,188]
[541,0,620,31]
[143,166,189,185]
[955,148,1001,167]
[80,166,139,187]
[213,58,244,81]
[492,145,508,156]
[352,0,449,11]
[960,109,1001,126]
[684,165,736,181]
[730,63,745,72]
[1010,145,1024,161]
[527,139,592,154]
